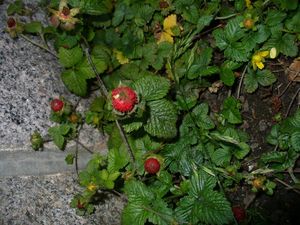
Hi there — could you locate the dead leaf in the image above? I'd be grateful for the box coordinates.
[287,58,300,82]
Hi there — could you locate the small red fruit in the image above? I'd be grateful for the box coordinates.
[232,206,246,223]
[111,86,137,113]
[144,158,160,174]
[7,17,16,29]
[50,99,64,112]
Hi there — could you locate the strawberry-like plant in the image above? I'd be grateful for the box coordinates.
[12,0,299,224]
[111,86,137,113]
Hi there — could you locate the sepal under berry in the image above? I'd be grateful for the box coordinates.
[30,131,43,151]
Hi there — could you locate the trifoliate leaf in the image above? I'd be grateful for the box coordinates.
[61,69,87,96]
[58,46,83,68]
[144,99,177,138]
[133,76,170,101]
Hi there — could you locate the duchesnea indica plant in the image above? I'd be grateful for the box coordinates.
[7,0,300,224]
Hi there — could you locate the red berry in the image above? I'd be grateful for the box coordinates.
[50,99,64,112]
[232,206,246,223]
[7,17,16,29]
[144,158,160,174]
[111,86,137,113]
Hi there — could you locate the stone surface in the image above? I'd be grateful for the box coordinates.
[0,0,104,153]
[0,173,125,225]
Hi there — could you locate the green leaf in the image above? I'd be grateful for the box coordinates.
[244,69,259,93]
[256,69,277,86]
[48,124,71,150]
[133,76,170,101]
[65,154,75,165]
[265,10,287,27]
[221,97,242,124]
[58,46,83,68]
[144,99,177,138]
[123,122,143,133]
[24,21,42,33]
[175,190,233,225]
[107,148,129,173]
[213,29,228,50]
[264,33,298,57]
[224,16,245,42]
[192,103,215,130]
[291,132,300,152]
[285,9,300,33]
[76,56,107,79]
[220,67,235,86]
[61,69,87,96]
[7,0,23,15]
[197,15,213,32]
[224,42,249,62]
[70,0,113,15]
[211,148,231,166]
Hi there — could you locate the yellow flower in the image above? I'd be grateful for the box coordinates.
[251,51,269,70]
[245,0,253,9]
[49,0,80,30]
[157,14,177,44]
[113,49,129,64]
[87,183,97,192]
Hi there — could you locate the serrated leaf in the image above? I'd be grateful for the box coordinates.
[211,148,231,166]
[190,170,217,196]
[48,125,70,150]
[221,97,242,124]
[244,69,259,93]
[264,33,298,57]
[220,67,235,86]
[144,99,177,138]
[107,148,129,173]
[197,15,213,32]
[61,69,87,96]
[199,66,220,77]
[133,76,170,101]
[291,132,300,152]
[123,122,143,133]
[24,21,42,33]
[192,103,215,130]
[224,16,245,42]
[70,0,113,15]
[256,69,277,86]
[76,56,107,79]
[224,42,249,62]
[265,10,287,27]
[213,29,228,50]
[58,46,83,68]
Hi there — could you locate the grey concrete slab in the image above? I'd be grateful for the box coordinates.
[0,173,125,225]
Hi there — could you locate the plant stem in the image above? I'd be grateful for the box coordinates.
[81,41,136,166]
[215,13,238,20]
[285,87,300,118]
[236,64,249,99]
[275,178,300,195]
[20,34,58,58]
